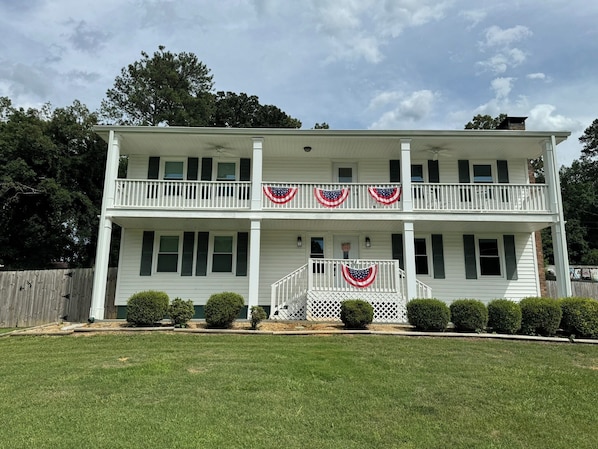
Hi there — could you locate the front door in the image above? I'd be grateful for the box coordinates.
[333,235,359,260]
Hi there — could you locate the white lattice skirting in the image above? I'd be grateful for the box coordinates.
[305,291,407,323]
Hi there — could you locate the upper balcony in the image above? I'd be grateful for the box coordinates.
[112,179,550,214]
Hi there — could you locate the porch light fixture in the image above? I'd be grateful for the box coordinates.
[297,236,302,248]
[303,146,312,152]
[365,237,371,248]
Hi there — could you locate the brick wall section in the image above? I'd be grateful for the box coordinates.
[529,160,548,297]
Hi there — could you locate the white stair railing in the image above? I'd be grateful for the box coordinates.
[270,264,309,320]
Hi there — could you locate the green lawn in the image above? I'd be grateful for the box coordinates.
[0,334,597,449]
[0,328,16,334]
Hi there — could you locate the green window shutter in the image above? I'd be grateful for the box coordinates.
[200,158,213,181]
[390,160,401,182]
[140,231,155,276]
[236,232,249,276]
[458,160,470,183]
[147,157,160,179]
[181,232,195,276]
[503,234,518,280]
[428,160,440,183]
[187,157,199,181]
[497,160,509,183]
[463,234,477,279]
[391,234,404,270]
[239,158,251,181]
[195,232,209,276]
[431,234,445,279]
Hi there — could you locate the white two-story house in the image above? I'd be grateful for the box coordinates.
[90,119,572,322]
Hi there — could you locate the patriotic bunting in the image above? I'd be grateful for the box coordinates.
[314,188,350,207]
[341,264,378,288]
[368,186,402,205]
[263,186,298,204]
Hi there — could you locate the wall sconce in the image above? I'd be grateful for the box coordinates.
[365,237,371,248]
[303,146,312,152]
[297,236,302,248]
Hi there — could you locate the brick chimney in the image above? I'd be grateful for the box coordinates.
[497,116,527,130]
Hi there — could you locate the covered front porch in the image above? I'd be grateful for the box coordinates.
[270,258,432,323]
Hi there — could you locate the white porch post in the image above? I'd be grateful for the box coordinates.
[251,137,263,211]
[402,221,417,300]
[543,136,572,297]
[90,131,120,320]
[247,219,261,318]
[400,139,412,212]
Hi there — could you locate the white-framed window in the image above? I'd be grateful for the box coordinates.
[162,159,186,180]
[478,237,501,276]
[333,163,357,183]
[411,164,425,183]
[472,163,493,183]
[156,234,181,273]
[216,161,237,181]
[414,237,429,275]
[211,234,234,273]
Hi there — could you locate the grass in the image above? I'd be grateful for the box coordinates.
[0,334,597,449]
[0,328,17,334]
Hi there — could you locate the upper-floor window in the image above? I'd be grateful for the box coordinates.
[164,161,184,180]
[217,162,236,181]
[411,164,424,183]
[473,164,493,183]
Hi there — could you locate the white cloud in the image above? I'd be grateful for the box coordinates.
[369,89,437,128]
[477,48,527,74]
[491,77,515,99]
[368,90,403,109]
[481,25,532,48]
[460,9,487,28]
[527,72,546,80]
[526,104,580,131]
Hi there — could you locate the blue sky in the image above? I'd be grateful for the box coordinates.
[1,0,596,165]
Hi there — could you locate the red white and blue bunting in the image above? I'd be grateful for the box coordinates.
[341,264,378,288]
[263,186,298,204]
[314,188,350,208]
[368,186,402,205]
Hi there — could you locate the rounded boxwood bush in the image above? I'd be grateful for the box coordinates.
[519,297,562,336]
[205,292,245,328]
[560,297,598,338]
[168,297,195,327]
[250,305,267,330]
[126,290,169,326]
[340,299,374,329]
[407,298,450,331]
[487,299,521,334]
[449,299,488,332]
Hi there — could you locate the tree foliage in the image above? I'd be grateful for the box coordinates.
[211,91,300,128]
[464,113,507,130]
[579,118,598,161]
[100,46,215,126]
[0,98,106,269]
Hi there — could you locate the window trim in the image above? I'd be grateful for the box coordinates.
[471,161,496,184]
[214,159,239,181]
[154,232,183,274]
[210,233,236,273]
[161,158,187,180]
[476,236,503,277]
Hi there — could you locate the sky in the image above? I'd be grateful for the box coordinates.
[1,0,597,166]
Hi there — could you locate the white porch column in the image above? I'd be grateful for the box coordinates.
[251,137,263,211]
[90,131,120,320]
[402,221,417,300]
[543,136,572,297]
[247,219,262,318]
[400,139,412,212]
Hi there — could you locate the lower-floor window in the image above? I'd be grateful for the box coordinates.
[212,235,233,272]
[157,235,179,272]
[479,238,501,276]
[414,238,429,275]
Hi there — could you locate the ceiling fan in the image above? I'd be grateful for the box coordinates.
[423,145,453,161]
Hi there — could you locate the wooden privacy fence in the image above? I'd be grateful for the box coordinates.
[546,280,598,299]
[0,268,117,327]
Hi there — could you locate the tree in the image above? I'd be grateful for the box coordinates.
[314,122,330,129]
[100,46,214,126]
[210,91,301,128]
[464,113,507,130]
[0,99,107,269]
[579,118,598,160]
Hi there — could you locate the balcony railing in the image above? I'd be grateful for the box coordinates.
[114,179,251,209]
[113,179,549,214]
[412,183,549,213]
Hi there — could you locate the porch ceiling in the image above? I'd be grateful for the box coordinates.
[94,126,570,161]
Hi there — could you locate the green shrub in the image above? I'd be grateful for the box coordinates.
[126,290,169,326]
[340,300,374,329]
[520,297,562,336]
[205,292,245,328]
[168,298,195,327]
[407,298,450,331]
[250,306,267,330]
[560,297,598,338]
[487,299,522,334]
[449,299,488,332]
